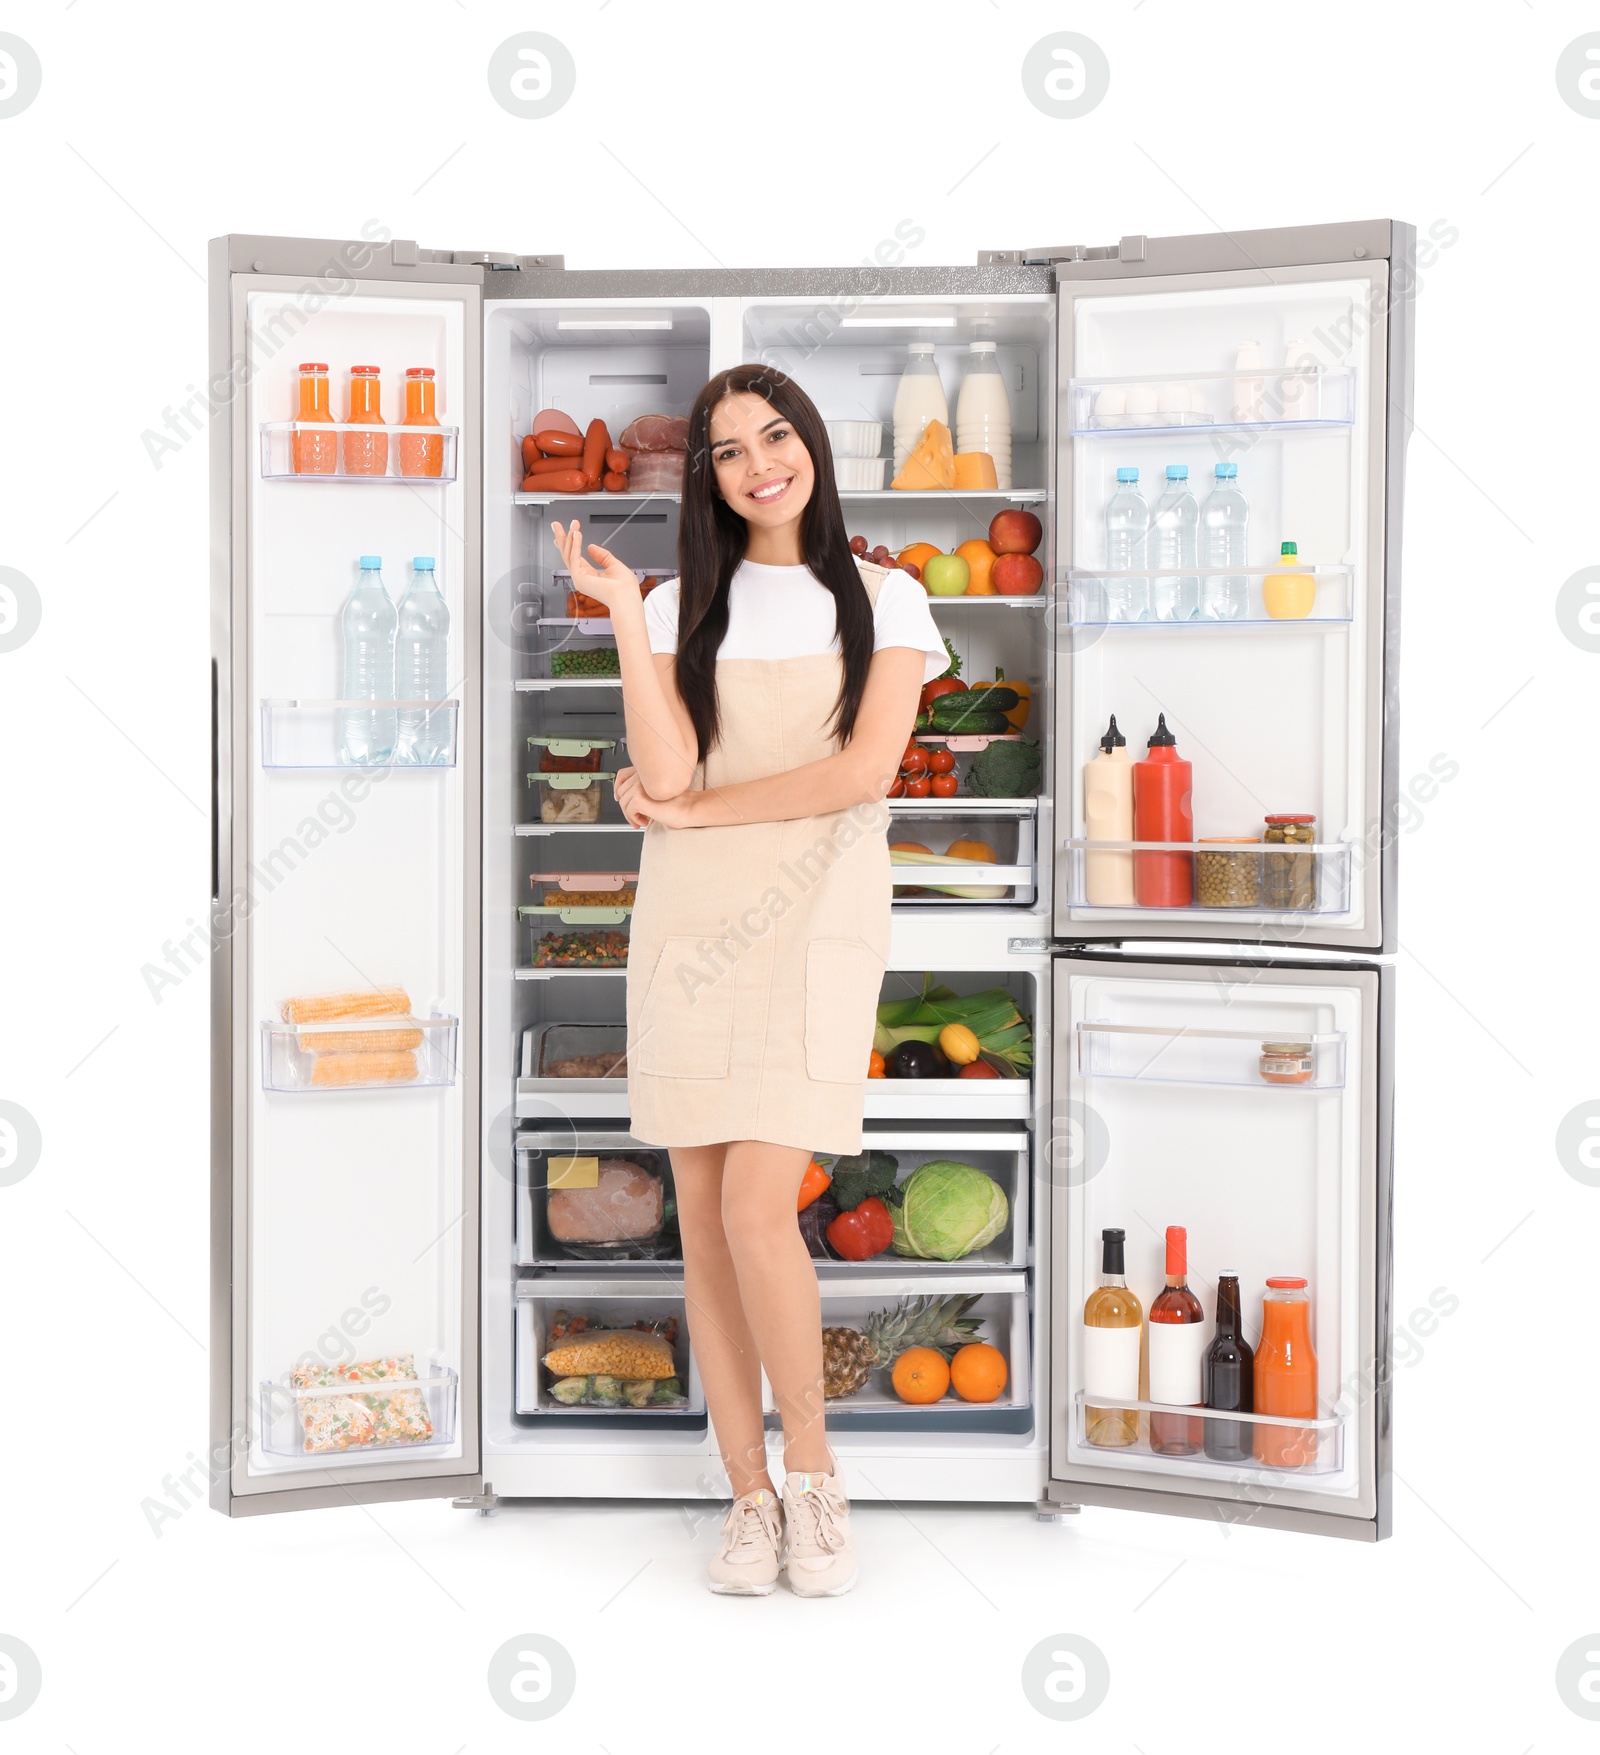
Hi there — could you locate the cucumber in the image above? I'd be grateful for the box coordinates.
[927,688,1018,726]
[924,705,1013,734]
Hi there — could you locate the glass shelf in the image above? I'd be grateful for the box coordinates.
[259,699,459,769]
[1074,1391,1345,1474]
[924,594,1049,609]
[516,676,623,692]
[260,1364,459,1458]
[1063,840,1352,916]
[259,422,458,482]
[1076,1021,1346,1090]
[1065,567,1352,626]
[838,488,1047,505]
[1067,366,1356,437]
[514,489,680,508]
[260,1013,459,1092]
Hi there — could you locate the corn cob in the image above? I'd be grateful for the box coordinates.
[303,1027,424,1055]
[281,986,411,1024]
[309,1050,418,1088]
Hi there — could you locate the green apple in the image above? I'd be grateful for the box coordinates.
[922,552,971,596]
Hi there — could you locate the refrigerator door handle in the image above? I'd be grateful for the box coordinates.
[210,657,219,903]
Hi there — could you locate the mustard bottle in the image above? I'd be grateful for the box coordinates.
[1262,541,1315,620]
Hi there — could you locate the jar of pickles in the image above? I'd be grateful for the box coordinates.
[1262,813,1317,911]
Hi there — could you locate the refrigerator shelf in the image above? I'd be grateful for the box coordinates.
[258,422,459,482]
[888,795,1035,816]
[914,732,1020,752]
[866,1078,1033,1119]
[1074,1392,1345,1475]
[259,1013,459,1093]
[515,822,643,836]
[1066,566,1353,626]
[515,676,623,691]
[516,965,627,980]
[259,698,459,769]
[924,594,1049,609]
[259,1366,460,1461]
[837,488,1047,505]
[514,490,680,508]
[1063,840,1353,917]
[1067,366,1356,436]
[1075,1021,1346,1090]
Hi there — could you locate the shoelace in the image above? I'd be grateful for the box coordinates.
[786,1478,847,1555]
[720,1493,779,1557]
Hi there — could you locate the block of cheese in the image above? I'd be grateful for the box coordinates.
[952,450,999,490]
[891,419,955,490]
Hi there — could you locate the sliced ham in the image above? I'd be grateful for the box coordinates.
[625,449,685,493]
[619,414,689,453]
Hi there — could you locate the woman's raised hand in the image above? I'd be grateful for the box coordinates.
[549,519,641,613]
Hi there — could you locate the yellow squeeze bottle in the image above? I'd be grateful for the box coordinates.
[1262,541,1315,620]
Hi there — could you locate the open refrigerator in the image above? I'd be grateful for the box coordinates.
[209,219,1408,1540]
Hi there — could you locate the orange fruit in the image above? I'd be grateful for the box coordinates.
[897,541,941,575]
[891,1346,951,1404]
[955,537,998,595]
[949,1342,1007,1403]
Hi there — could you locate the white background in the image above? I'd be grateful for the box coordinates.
[0,0,1595,1747]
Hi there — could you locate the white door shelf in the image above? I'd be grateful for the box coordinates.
[259,422,458,482]
[1065,566,1353,626]
[1076,1021,1346,1090]
[259,699,459,769]
[1067,366,1356,436]
[259,1013,460,1093]
[1073,1392,1346,1477]
[258,1366,460,1462]
[1063,840,1353,917]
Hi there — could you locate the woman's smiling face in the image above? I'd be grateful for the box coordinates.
[708,390,815,530]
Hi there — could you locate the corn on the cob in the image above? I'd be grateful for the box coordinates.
[281,986,412,1024]
[309,1050,418,1087]
[303,1027,424,1055]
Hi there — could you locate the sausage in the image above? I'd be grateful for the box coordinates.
[521,468,592,494]
[535,430,584,458]
[521,434,543,471]
[581,418,611,487]
[604,448,630,474]
[601,470,630,492]
[526,453,588,476]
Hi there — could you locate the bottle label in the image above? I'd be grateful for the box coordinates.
[1147,1319,1208,1405]
[1081,1323,1140,1400]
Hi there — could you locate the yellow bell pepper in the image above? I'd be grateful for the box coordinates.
[971,667,1031,731]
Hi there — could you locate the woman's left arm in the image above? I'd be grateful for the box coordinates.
[617,646,925,828]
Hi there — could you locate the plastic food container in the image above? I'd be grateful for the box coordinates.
[550,644,621,679]
[519,889,632,965]
[1195,837,1263,908]
[826,420,885,459]
[528,734,616,773]
[530,871,638,909]
[834,457,887,490]
[526,770,616,824]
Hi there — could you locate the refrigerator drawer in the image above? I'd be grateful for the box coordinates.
[514,1278,705,1421]
[518,1023,629,1118]
[890,809,1037,907]
[514,1127,677,1267]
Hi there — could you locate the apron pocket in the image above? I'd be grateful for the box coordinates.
[634,936,735,1079]
[804,937,884,1085]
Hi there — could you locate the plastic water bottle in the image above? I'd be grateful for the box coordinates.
[340,555,396,764]
[954,339,1012,488]
[1150,465,1200,621]
[396,557,451,764]
[1104,466,1150,621]
[1199,462,1249,619]
[892,341,949,477]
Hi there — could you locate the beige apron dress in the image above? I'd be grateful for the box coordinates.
[625,562,893,1156]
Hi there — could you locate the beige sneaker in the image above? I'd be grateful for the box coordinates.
[780,1467,857,1597]
[707,1489,784,1596]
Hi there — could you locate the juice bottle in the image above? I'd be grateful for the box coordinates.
[342,366,388,477]
[1132,713,1193,907]
[1253,1276,1319,1468]
[398,366,443,477]
[292,363,337,474]
[1263,541,1316,619]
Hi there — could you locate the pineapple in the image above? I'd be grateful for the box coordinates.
[822,1294,984,1398]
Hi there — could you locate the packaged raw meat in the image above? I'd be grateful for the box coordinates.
[618,413,689,452]
[548,1157,663,1243]
[289,1355,435,1452]
[624,450,685,494]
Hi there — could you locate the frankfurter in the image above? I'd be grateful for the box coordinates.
[604,448,630,474]
[535,429,584,458]
[581,418,611,487]
[521,468,592,494]
[601,470,630,492]
[526,453,589,476]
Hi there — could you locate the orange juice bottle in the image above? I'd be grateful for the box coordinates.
[292,363,337,474]
[342,366,388,476]
[398,366,443,477]
[1253,1276,1319,1467]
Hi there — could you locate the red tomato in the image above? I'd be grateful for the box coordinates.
[930,773,959,797]
[902,775,932,798]
[919,676,967,712]
[959,1058,1001,1078]
[927,748,957,774]
[901,745,929,776]
[887,776,905,798]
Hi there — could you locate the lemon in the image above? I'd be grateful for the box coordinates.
[938,1022,981,1066]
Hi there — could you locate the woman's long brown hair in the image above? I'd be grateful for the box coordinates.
[673,363,873,761]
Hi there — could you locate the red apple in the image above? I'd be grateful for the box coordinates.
[992,552,1044,595]
[988,509,1043,555]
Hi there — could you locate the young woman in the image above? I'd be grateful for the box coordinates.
[551,364,946,1596]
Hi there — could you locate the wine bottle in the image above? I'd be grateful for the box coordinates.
[1147,1225,1205,1456]
[1083,1227,1142,1448]
[1202,1272,1255,1462]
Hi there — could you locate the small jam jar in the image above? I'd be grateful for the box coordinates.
[1260,1041,1315,1085]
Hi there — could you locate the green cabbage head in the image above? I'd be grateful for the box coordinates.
[891,1160,1008,1261]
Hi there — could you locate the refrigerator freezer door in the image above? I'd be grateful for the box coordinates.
[210,236,485,1512]
[1047,953,1393,1539]
[1053,221,1412,952]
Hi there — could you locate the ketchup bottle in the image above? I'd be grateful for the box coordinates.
[1133,713,1193,906]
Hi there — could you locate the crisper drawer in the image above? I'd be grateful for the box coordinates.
[514,1277,704,1423]
[889,807,1037,906]
[514,1126,677,1266]
[794,1271,1032,1434]
[518,1023,629,1118]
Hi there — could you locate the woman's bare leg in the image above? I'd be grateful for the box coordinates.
[720,1140,830,1478]
[669,1143,772,1498]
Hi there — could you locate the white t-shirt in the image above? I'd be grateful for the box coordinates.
[642,559,949,684]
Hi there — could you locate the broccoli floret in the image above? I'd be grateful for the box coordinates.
[967,737,1042,798]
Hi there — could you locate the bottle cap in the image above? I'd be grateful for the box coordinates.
[1100,714,1125,752]
[298,362,329,373]
[405,366,436,378]
[1147,712,1177,748]
[1166,464,1188,479]
[350,365,380,375]
[1264,813,1315,825]
[359,555,382,569]
[1215,462,1237,478]
[907,340,936,356]
[1165,1225,1187,1275]
[1100,1227,1126,1274]
[968,340,997,353]
[1116,466,1139,482]
[413,557,435,570]
[1265,1275,1308,1289]
[1218,1270,1240,1281]
[1280,540,1298,556]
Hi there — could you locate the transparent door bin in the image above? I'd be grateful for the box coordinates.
[259,422,459,482]
[1067,367,1356,436]
[1073,1392,1344,1476]
[890,813,1036,906]
[260,699,460,769]
[1076,1021,1346,1090]
[260,1013,459,1092]
[515,1133,678,1265]
[1063,841,1352,916]
[806,1273,1030,1426]
[514,1280,704,1417]
[1065,567,1353,626]
[259,1363,459,1460]
[525,770,621,825]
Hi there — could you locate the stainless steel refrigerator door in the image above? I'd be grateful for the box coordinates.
[210,234,484,1513]
[1053,220,1413,953]
[1046,953,1393,1540]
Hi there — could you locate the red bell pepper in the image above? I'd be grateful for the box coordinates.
[826,1196,895,1261]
